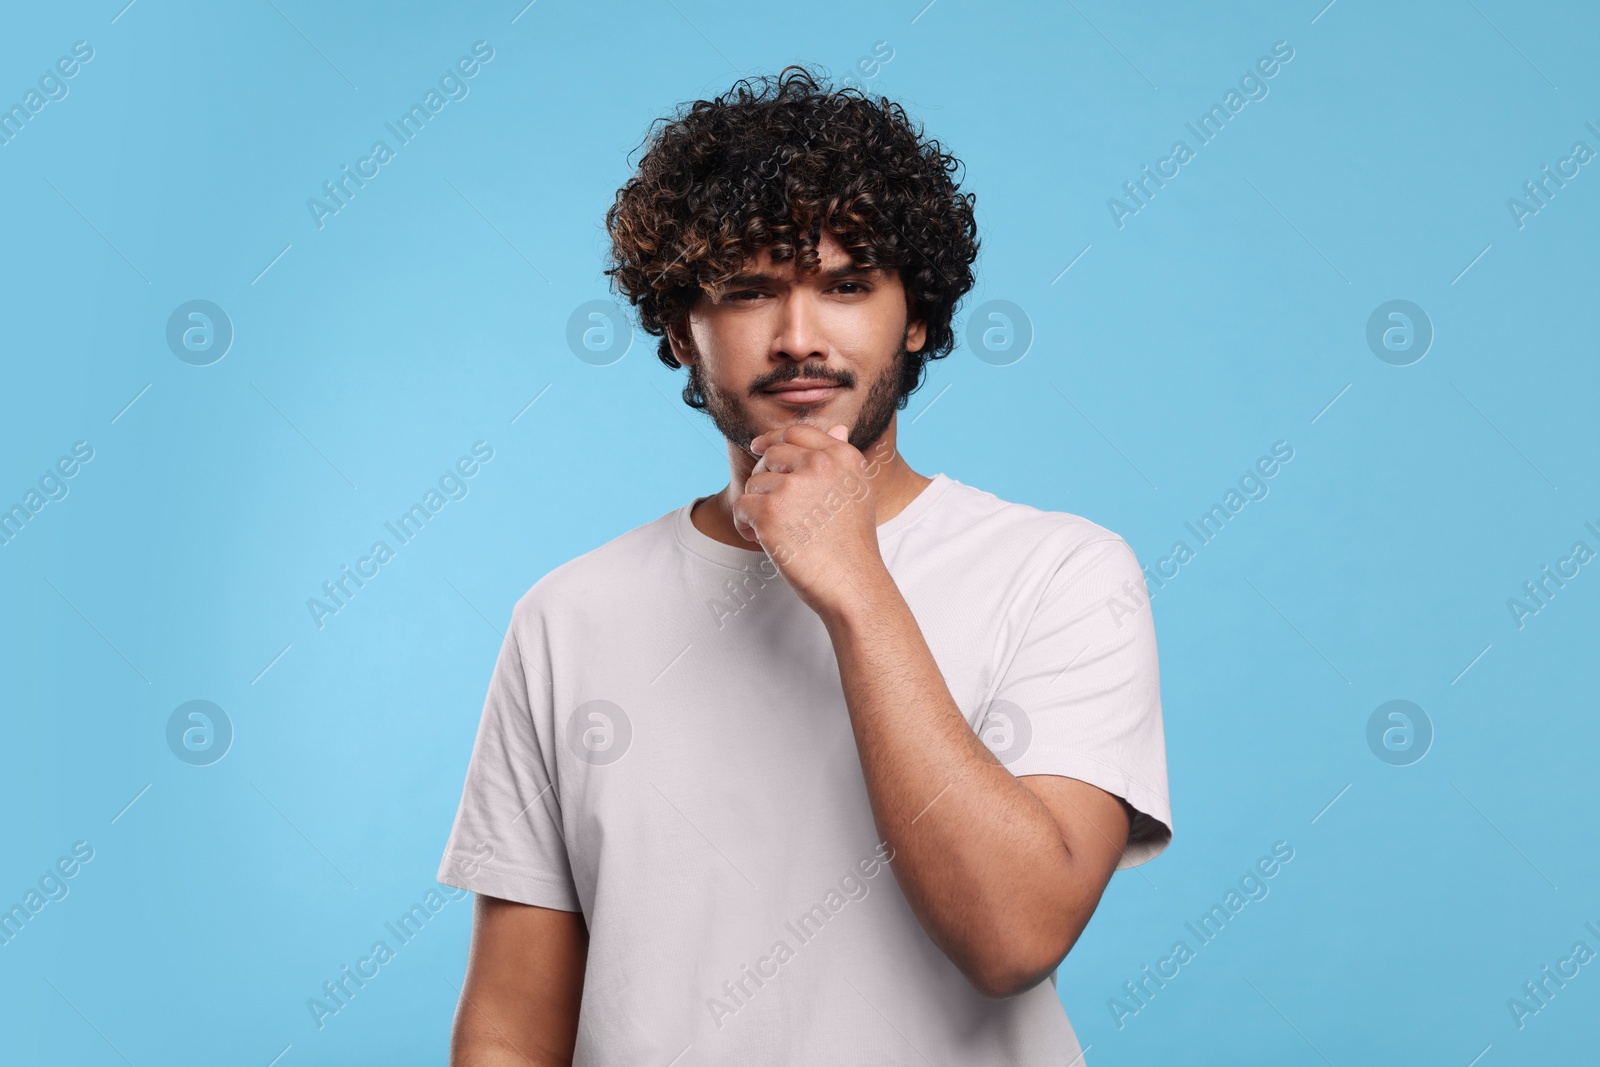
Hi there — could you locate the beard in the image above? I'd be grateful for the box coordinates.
[689,341,907,459]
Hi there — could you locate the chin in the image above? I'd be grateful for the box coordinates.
[787,410,851,431]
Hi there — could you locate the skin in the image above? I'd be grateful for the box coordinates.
[452,228,1133,1063]
[449,895,587,1065]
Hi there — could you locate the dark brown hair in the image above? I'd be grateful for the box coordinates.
[603,64,980,409]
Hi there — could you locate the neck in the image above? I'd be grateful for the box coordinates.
[692,415,931,551]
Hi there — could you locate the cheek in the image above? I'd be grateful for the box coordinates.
[830,298,905,366]
[694,316,761,374]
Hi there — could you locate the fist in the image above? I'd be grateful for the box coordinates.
[733,423,885,616]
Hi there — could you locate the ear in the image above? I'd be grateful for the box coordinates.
[666,317,696,366]
[902,285,927,353]
[905,309,927,354]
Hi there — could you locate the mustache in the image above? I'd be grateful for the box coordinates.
[748,365,855,395]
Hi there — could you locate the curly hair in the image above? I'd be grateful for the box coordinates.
[603,64,980,410]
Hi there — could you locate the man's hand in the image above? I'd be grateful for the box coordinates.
[732,422,888,618]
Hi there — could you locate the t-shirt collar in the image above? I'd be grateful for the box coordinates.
[674,472,953,571]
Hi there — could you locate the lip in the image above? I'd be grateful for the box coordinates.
[762,382,842,404]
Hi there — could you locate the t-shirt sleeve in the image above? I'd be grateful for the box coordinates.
[436,610,582,911]
[988,536,1173,869]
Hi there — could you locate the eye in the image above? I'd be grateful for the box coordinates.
[833,282,870,295]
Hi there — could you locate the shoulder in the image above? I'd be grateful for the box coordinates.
[507,506,682,630]
[934,477,1141,574]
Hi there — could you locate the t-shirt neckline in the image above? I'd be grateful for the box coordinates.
[674,471,954,570]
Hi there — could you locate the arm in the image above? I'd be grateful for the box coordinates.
[734,424,1134,997]
[449,894,588,1066]
[824,579,1130,997]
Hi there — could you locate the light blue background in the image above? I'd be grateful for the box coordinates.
[2,1,1596,1064]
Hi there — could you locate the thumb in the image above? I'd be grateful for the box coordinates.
[827,424,849,442]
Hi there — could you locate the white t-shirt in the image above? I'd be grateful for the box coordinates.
[437,472,1172,1065]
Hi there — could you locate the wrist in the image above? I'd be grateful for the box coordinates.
[818,562,903,635]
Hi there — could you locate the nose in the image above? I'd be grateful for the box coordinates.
[772,287,828,365]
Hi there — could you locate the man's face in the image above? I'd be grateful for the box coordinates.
[669,229,927,457]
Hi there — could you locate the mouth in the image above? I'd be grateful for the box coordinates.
[761,381,845,405]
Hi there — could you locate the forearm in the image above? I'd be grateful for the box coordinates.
[821,574,1086,995]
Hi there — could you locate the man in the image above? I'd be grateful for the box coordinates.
[437,65,1171,1065]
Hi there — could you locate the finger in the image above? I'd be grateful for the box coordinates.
[731,496,770,541]
[827,424,848,442]
[739,472,785,496]
[755,422,846,454]
[753,442,810,475]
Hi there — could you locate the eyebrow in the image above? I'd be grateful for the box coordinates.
[724,263,884,288]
